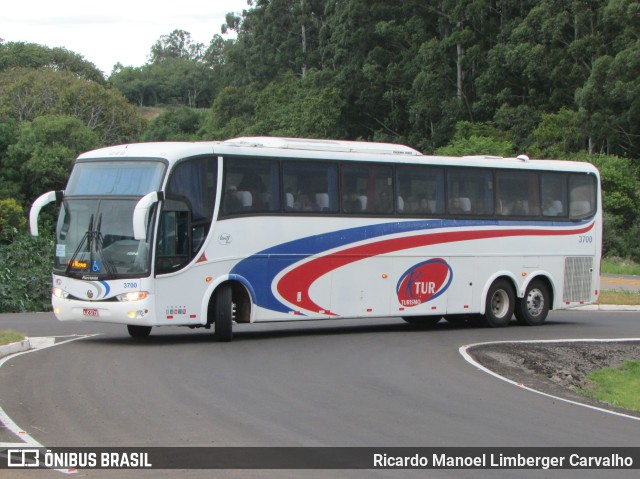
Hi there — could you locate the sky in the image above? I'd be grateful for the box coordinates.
[1,0,251,75]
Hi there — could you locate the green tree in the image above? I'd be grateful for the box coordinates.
[109,64,152,106]
[0,41,105,83]
[252,72,345,137]
[222,0,325,84]
[149,30,205,63]
[528,108,586,158]
[0,68,144,144]
[3,115,100,202]
[201,85,258,139]
[435,121,515,157]
[142,107,208,141]
[587,154,640,260]
[576,39,640,157]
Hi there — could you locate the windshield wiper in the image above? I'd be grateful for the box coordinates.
[92,214,117,276]
[66,214,93,275]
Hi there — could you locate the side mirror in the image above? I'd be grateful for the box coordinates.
[133,191,164,240]
[30,191,63,236]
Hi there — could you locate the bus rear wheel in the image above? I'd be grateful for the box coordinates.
[214,284,234,342]
[127,325,152,338]
[484,279,515,328]
[515,280,549,326]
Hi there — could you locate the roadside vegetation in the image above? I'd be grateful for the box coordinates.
[598,290,640,306]
[0,329,25,346]
[601,258,640,276]
[578,361,640,412]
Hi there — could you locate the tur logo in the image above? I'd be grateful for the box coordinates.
[396,258,453,307]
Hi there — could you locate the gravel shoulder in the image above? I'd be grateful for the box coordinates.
[468,340,640,418]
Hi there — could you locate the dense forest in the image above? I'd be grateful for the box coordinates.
[0,0,639,311]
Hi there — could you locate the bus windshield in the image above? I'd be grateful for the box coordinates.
[54,160,166,278]
[65,160,165,196]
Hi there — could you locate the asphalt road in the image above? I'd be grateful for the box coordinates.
[1,310,639,479]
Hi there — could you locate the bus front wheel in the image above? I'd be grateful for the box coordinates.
[515,280,550,326]
[127,325,152,338]
[484,279,515,328]
[214,284,234,342]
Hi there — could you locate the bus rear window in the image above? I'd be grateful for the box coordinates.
[569,174,597,219]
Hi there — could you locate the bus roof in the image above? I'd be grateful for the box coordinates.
[77,137,598,175]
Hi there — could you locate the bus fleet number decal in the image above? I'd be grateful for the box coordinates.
[578,235,593,243]
[124,282,138,289]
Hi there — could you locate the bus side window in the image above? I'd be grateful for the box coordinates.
[222,158,280,214]
[282,161,338,213]
[541,173,567,217]
[395,165,444,216]
[447,169,493,216]
[341,164,393,214]
[495,171,539,217]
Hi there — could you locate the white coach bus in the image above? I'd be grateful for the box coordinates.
[30,137,601,340]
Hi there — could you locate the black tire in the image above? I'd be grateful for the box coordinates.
[127,325,152,338]
[484,279,515,328]
[214,284,234,342]
[515,279,550,326]
[402,316,441,327]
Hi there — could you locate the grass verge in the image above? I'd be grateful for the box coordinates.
[601,258,640,275]
[598,290,640,305]
[578,361,640,412]
[0,329,25,346]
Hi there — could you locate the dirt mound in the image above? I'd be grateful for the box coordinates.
[468,341,640,417]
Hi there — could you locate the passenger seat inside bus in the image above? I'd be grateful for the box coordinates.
[458,197,471,213]
[236,190,253,209]
[316,193,330,211]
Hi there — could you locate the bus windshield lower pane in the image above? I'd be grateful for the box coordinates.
[54,199,153,277]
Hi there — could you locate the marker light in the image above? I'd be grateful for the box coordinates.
[116,291,149,302]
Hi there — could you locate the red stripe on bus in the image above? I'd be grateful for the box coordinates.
[277,223,595,315]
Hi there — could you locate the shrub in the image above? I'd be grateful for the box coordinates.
[0,233,53,312]
[0,198,26,243]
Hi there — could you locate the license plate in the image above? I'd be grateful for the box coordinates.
[83,308,99,317]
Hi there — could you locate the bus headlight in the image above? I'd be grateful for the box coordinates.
[52,287,69,299]
[116,291,149,302]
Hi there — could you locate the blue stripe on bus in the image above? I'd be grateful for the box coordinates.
[229,218,592,314]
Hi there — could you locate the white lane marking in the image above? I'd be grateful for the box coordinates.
[459,337,640,422]
[0,334,98,474]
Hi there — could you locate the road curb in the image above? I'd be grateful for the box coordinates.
[570,304,640,312]
[0,338,31,359]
